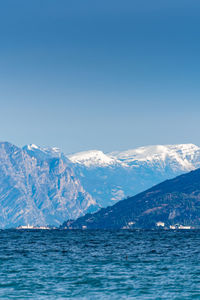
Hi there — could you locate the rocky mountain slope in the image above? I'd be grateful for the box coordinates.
[63,167,200,229]
[68,144,200,207]
[0,142,97,228]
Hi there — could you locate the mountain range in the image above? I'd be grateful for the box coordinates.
[0,141,200,228]
[68,144,200,206]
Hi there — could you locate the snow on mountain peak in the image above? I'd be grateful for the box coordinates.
[68,143,200,170]
[23,144,62,160]
[110,143,200,170]
[68,150,117,167]
[27,144,39,150]
[67,143,200,208]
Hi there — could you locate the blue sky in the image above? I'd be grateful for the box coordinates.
[0,0,200,153]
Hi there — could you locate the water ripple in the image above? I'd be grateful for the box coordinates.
[0,230,199,299]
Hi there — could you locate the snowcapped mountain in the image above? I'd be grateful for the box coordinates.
[0,142,98,228]
[110,144,200,169]
[68,144,200,207]
[23,143,62,160]
[68,150,118,167]
[69,144,200,169]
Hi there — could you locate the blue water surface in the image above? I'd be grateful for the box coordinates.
[0,229,199,299]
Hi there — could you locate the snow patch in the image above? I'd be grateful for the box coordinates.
[110,144,200,171]
[68,150,118,167]
[27,144,39,150]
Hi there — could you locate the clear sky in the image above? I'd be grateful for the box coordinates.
[0,0,200,154]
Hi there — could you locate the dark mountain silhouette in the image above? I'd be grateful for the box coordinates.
[62,168,200,229]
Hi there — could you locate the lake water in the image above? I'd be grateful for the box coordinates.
[0,229,199,299]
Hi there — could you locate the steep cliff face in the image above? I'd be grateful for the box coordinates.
[0,142,97,228]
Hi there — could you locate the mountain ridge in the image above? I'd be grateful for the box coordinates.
[62,167,200,229]
[67,143,200,207]
[0,141,200,228]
